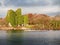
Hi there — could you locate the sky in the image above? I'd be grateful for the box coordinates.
[0,0,60,18]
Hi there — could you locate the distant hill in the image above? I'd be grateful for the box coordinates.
[27,13,51,24]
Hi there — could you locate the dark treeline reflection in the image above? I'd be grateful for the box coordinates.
[7,30,24,45]
[0,30,24,45]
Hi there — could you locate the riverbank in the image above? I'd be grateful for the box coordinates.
[0,26,30,30]
[0,26,60,31]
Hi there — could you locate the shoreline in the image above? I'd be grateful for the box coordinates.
[0,27,60,31]
[0,28,60,32]
[0,29,59,32]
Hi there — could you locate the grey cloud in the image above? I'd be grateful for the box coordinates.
[0,2,2,6]
[52,0,60,6]
[4,0,49,7]
[1,0,60,7]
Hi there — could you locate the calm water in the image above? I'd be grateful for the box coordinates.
[0,30,60,45]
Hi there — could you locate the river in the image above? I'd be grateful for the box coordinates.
[0,30,60,45]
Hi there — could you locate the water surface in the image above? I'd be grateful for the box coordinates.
[0,30,60,45]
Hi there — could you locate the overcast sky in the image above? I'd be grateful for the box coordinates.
[0,0,60,18]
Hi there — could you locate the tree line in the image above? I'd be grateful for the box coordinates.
[5,8,28,27]
[0,8,60,30]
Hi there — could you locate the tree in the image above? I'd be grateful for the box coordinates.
[16,8,23,26]
[6,9,17,27]
[24,15,28,26]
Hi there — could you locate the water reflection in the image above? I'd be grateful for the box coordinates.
[7,30,24,45]
[0,30,23,45]
[0,30,60,45]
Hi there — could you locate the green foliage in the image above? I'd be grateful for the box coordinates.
[50,20,60,30]
[6,9,17,27]
[6,8,25,27]
[16,8,23,25]
[24,15,28,26]
[16,8,22,15]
